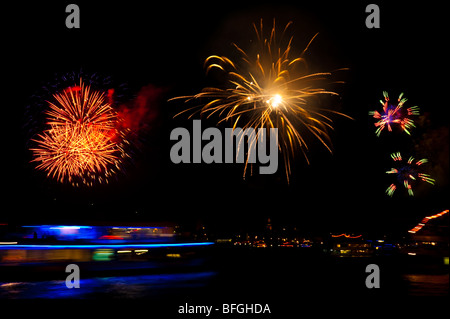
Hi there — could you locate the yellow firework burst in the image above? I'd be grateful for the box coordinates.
[172,19,351,182]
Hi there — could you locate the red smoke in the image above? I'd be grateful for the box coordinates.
[64,85,82,94]
[116,84,165,134]
[107,88,115,105]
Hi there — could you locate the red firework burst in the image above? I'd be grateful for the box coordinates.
[30,79,129,186]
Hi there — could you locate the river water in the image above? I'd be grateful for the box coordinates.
[0,249,447,308]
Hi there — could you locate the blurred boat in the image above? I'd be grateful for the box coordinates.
[0,223,214,281]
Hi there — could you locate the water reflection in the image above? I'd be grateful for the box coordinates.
[0,271,216,299]
[403,274,449,296]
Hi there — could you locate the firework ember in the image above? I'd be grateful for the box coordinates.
[385,152,435,197]
[369,91,420,137]
[30,79,129,186]
[172,19,351,182]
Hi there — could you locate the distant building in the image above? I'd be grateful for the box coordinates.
[329,234,372,257]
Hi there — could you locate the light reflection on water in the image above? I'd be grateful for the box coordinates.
[0,271,216,299]
[403,274,449,296]
[1,272,448,299]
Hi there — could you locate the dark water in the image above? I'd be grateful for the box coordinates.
[0,271,216,299]
[402,274,449,296]
[0,249,448,317]
[1,267,447,299]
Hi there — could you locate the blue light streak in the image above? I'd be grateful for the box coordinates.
[0,242,214,250]
[22,225,93,229]
[22,225,164,229]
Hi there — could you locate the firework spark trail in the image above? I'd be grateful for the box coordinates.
[171,20,351,182]
[369,91,420,137]
[30,79,128,187]
[385,151,435,197]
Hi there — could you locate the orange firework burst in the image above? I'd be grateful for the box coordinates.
[171,20,351,182]
[30,79,128,186]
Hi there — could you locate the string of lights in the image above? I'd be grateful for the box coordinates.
[408,209,449,234]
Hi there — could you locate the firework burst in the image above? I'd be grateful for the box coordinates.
[385,152,435,197]
[369,91,420,137]
[30,79,129,186]
[172,19,351,181]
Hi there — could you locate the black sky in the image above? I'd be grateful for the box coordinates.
[2,1,448,235]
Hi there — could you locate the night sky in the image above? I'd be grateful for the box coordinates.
[2,1,448,236]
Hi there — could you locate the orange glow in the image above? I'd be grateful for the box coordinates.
[331,234,362,239]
